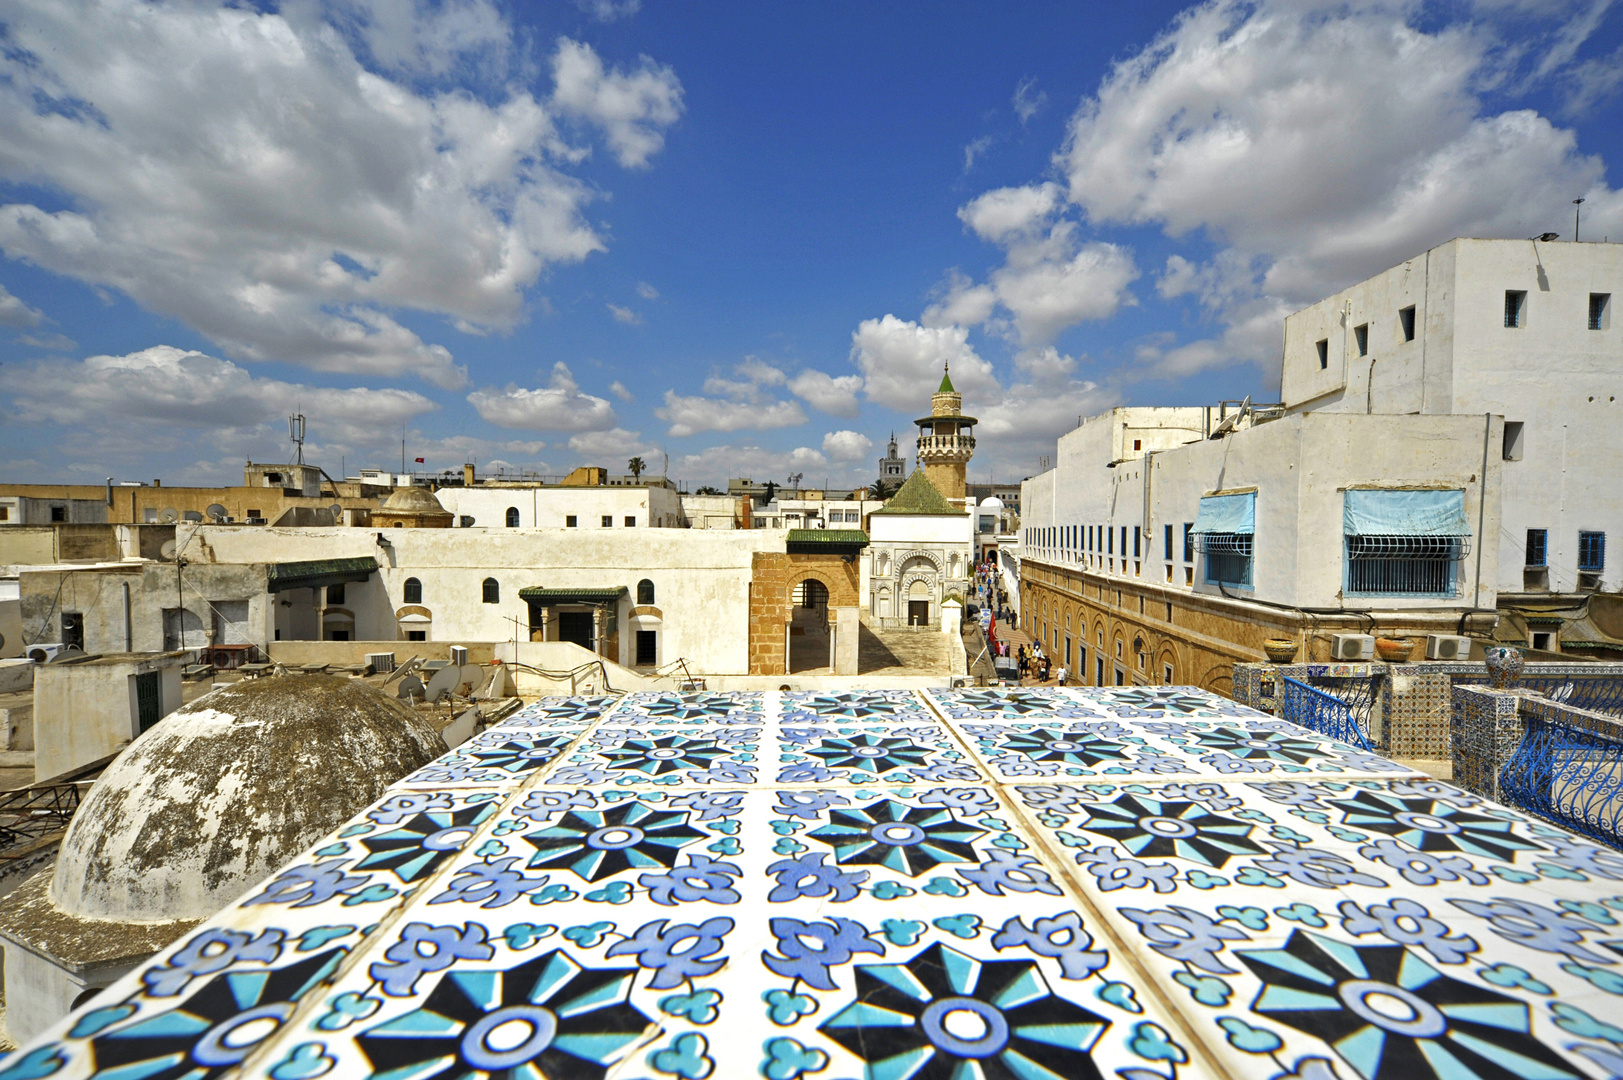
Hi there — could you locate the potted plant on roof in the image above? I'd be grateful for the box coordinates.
[1375,636,1415,662]
[1263,638,1298,664]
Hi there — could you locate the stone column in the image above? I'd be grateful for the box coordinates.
[832,606,859,676]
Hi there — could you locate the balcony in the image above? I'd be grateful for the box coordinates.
[916,433,975,458]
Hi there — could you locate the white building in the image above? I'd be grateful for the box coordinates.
[435,482,686,529]
[1015,237,1621,683]
[1280,236,1621,597]
[866,470,973,628]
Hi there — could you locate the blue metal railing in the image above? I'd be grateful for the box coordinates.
[1455,674,1623,719]
[1279,677,1372,750]
[1500,710,1623,849]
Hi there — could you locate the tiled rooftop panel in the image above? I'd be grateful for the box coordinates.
[9,687,1622,1080]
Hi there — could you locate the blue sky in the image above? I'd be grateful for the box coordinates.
[2,0,1621,490]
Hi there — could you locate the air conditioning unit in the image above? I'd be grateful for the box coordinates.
[365,651,396,675]
[448,646,469,666]
[27,643,65,664]
[1331,634,1375,661]
[1425,634,1472,661]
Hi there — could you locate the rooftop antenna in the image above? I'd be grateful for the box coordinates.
[1574,197,1585,242]
[288,413,305,465]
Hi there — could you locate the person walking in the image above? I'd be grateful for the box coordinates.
[1057,665,1068,687]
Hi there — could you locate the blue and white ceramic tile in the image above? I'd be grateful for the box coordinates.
[391,727,590,790]
[229,784,1211,1080]
[3,788,510,1080]
[1007,776,1623,1080]
[614,690,766,724]
[7,689,1614,1080]
[490,694,622,731]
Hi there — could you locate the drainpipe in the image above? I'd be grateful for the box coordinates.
[1474,412,1491,607]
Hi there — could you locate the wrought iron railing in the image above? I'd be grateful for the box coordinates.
[1455,674,1623,719]
[1279,677,1372,750]
[1500,707,1623,848]
[0,780,85,852]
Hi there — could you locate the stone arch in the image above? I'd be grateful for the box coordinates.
[1157,644,1180,685]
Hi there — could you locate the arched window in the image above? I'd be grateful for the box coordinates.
[637,578,655,605]
[483,577,499,604]
[505,507,520,527]
[403,577,422,604]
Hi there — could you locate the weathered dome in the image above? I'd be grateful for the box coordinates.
[380,486,449,514]
[51,675,446,922]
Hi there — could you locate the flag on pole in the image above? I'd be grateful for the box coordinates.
[414,457,425,463]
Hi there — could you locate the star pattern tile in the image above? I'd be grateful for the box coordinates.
[9,689,1620,1080]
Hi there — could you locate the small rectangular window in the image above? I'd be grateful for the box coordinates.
[1579,530,1606,572]
[1591,293,1611,331]
[1121,526,1128,556]
[1400,305,1416,341]
[1503,421,1524,461]
[50,505,66,522]
[602,515,613,527]
[1531,632,1553,652]
[1164,523,1173,561]
[566,515,578,528]
[1504,290,1526,328]
[1107,528,1113,555]
[1183,523,1193,563]
[1316,338,1329,369]
[1526,528,1547,567]
[636,630,657,666]
[625,516,636,526]
[1133,526,1141,558]
[0,506,7,521]
[1355,323,1369,356]
[1132,438,1142,451]
[327,583,346,605]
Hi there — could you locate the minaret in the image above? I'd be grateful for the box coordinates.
[914,362,976,503]
[877,431,905,487]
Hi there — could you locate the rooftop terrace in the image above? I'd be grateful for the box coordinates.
[6,686,1622,1080]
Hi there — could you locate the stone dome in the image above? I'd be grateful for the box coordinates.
[379,486,449,514]
[51,675,446,922]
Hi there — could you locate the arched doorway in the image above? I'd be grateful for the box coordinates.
[789,578,831,673]
[907,579,930,626]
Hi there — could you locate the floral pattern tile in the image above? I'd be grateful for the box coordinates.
[10,689,1622,1080]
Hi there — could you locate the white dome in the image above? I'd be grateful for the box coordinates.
[980,496,1004,511]
[51,675,446,922]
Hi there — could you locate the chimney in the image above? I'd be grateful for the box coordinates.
[464,463,475,486]
[106,477,114,506]
[153,479,161,487]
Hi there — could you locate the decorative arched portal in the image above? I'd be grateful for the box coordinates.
[749,551,862,676]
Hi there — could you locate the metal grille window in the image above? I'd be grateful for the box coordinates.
[1504,290,1526,328]
[1590,293,1610,331]
[1198,533,1254,587]
[1526,529,1547,567]
[1345,535,1466,596]
[1579,531,1606,572]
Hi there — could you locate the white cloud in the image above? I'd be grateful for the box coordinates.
[607,303,642,325]
[850,315,998,410]
[467,362,618,431]
[657,392,806,438]
[565,427,660,463]
[788,370,864,418]
[609,380,634,401]
[958,183,1063,243]
[0,345,436,448]
[16,331,75,351]
[572,0,641,21]
[325,0,511,80]
[550,38,684,169]
[962,135,995,173]
[0,3,683,388]
[821,430,873,462]
[937,187,1139,345]
[673,443,840,489]
[635,281,660,299]
[1058,0,1623,325]
[0,284,43,327]
[1013,76,1047,124]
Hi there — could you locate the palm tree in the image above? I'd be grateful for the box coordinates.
[868,478,898,499]
[694,485,721,495]
[627,456,645,483]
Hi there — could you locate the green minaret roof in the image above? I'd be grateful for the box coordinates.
[937,363,955,394]
[871,468,959,516]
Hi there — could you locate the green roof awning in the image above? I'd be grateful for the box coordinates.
[787,529,869,554]
[518,586,628,605]
[267,557,378,593]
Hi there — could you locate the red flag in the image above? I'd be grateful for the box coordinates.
[414,457,425,463]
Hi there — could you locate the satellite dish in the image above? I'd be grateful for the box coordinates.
[425,664,462,703]
[329,503,343,520]
[159,539,177,561]
[206,503,228,522]
[160,508,179,523]
[396,675,426,702]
